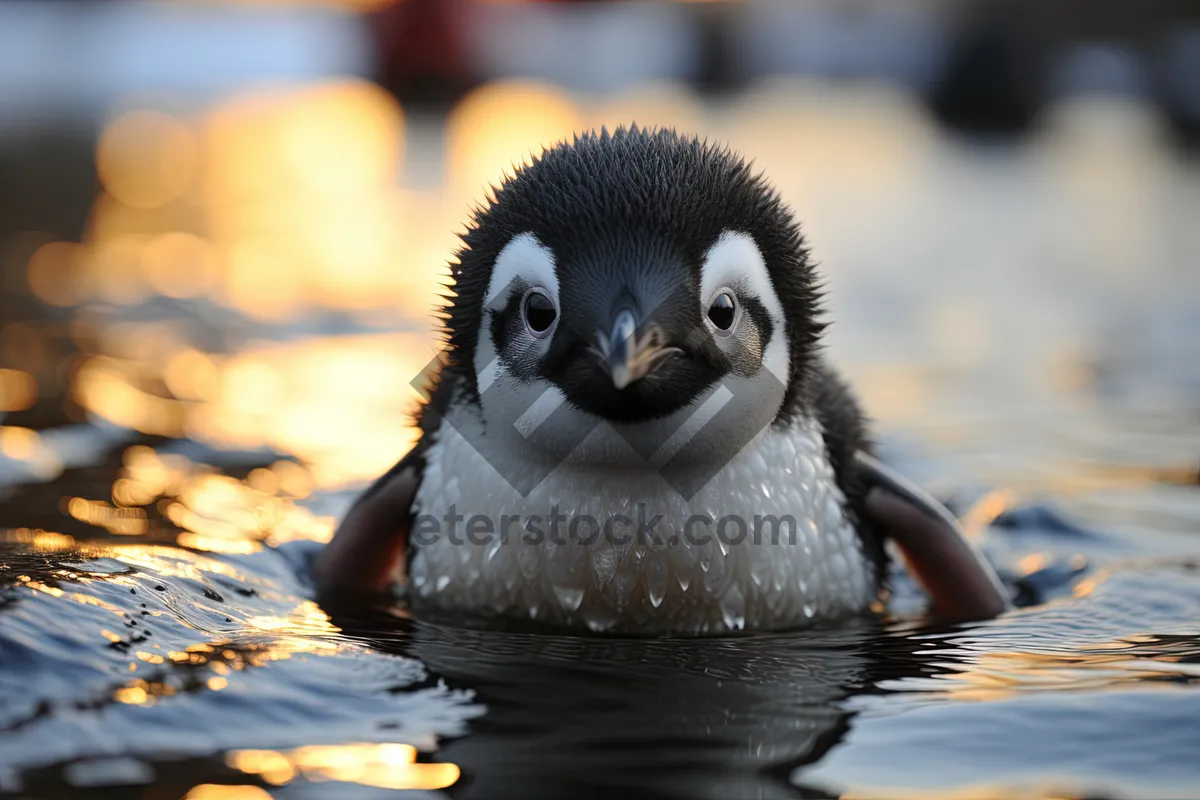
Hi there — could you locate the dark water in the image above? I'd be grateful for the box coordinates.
[2,88,1200,798]
[3,493,1200,799]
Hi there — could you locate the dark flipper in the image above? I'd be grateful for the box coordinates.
[855,451,1010,622]
[313,453,419,599]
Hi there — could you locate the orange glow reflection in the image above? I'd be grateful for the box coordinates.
[202,80,412,319]
[0,426,61,480]
[0,426,40,460]
[960,489,1019,539]
[97,110,198,210]
[0,529,77,551]
[75,334,429,489]
[184,786,272,800]
[0,368,37,412]
[937,644,1198,704]
[66,79,448,320]
[26,241,83,307]
[141,232,220,299]
[66,496,149,536]
[228,743,460,791]
[113,446,333,546]
[446,80,581,201]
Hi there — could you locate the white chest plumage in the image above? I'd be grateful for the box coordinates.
[407,406,876,634]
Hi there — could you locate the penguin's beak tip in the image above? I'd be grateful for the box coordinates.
[595,308,678,390]
[610,363,635,391]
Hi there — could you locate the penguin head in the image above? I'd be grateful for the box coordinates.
[442,127,823,465]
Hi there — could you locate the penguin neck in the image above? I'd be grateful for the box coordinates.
[460,387,787,478]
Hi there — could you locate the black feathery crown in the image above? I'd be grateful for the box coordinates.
[436,125,826,419]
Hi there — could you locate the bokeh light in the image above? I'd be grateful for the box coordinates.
[227,743,460,791]
[446,80,582,201]
[97,110,198,211]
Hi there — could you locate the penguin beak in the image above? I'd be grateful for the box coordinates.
[595,308,683,390]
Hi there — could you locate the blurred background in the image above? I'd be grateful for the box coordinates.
[0,0,1197,549]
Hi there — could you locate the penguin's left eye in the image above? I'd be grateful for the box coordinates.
[523,289,557,337]
[707,292,737,332]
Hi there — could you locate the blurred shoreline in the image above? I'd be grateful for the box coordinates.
[0,0,1197,499]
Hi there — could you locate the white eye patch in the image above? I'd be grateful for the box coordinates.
[475,232,560,391]
[484,232,559,308]
[699,230,789,384]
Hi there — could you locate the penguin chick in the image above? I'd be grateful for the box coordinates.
[316,126,1009,633]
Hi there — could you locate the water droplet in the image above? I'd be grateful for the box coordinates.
[553,583,585,612]
[646,557,668,608]
[485,539,502,563]
[583,606,616,632]
[720,583,745,630]
[435,574,450,592]
[702,555,726,595]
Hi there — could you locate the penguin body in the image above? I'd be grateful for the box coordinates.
[409,398,873,633]
[316,127,1009,632]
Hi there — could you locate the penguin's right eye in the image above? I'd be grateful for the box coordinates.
[523,290,557,337]
[707,291,737,332]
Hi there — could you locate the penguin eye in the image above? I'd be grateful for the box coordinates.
[523,289,557,337]
[707,292,737,332]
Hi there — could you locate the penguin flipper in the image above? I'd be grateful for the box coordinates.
[313,450,420,599]
[854,451,1010,622]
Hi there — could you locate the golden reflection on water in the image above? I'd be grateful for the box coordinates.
[228,743,460,791]
[2,529,77,551]
[0,368,37,412]
[97,110,198,211]
[8,442,335,550]
[959,488,1019,540]
[184,786,272,800]
[87,590,347,712]
[936,647,1198,703]
[73,333,431,488]
[0,426,41,461]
